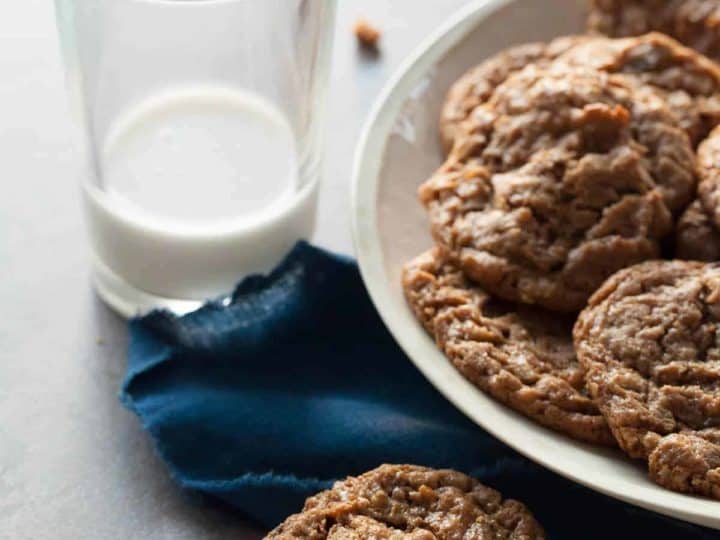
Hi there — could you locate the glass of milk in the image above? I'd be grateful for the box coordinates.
[55,0,335,316]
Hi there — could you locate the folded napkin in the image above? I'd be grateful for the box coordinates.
[122,242,715,538]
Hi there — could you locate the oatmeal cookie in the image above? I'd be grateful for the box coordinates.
[266,464,546,539]
[439,37,592,153]
[574,260,720,498]
[588,0,720,62]
[402,249,615,445]
[422,65,691,312]
[677,126,720,261]
[675,199,720,261]
[559,32,720,144]
[698,126,720,228]
[441,33,720,151]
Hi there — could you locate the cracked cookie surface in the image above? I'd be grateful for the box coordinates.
[422,65,692,312]
[674,126,720,262]
[402,249,614,445]
[698,126,720,234]
[441,33,720,151]
[439,36,591,153]
[574,260,720,498]
[558,32,720,145]
[588,0,720,62]
[675,199,720,261]
[265,464,545,540]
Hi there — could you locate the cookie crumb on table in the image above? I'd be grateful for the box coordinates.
[354,18,381,50]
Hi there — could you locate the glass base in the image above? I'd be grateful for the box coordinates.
[92,258,212,318]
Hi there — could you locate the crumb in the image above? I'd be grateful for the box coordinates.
[96,337,105,346]
[354,18,381,50]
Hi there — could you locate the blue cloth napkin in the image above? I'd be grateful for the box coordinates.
[122,242,717,538]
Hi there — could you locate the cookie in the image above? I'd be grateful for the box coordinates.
[441,33,720,152]
[588,0,720,62]
[698,126,720,229]
[421,65,691,312]
[559,32,720,145]
[402,249,615,445]
[439,36,591,154]
[675,200,720,261]
[574,260,720,498]
[678,126,720,261]
[266,464,546,539]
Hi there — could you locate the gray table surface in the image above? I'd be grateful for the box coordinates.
[0,0,471,538]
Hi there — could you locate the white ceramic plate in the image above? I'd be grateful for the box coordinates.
[351,0,720,530]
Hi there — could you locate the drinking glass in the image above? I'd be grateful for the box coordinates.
[55,0,336,316]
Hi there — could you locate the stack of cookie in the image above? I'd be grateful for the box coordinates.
[403,29,720,499]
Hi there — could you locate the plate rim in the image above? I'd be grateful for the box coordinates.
[350,0,720,529]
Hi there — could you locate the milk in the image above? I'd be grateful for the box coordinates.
[83,86,318,314]
[101,86,298,225]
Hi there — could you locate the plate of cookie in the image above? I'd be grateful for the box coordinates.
[351,0,720,529]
